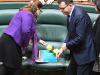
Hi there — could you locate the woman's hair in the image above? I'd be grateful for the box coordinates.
[20,0,43,14]
[95,0,100,12]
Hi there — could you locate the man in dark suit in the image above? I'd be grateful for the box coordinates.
[56,0,96,75]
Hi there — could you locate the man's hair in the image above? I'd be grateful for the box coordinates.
[60,0,73,4]
[95,0,100,12]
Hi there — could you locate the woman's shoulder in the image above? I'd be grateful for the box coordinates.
[19,10,35,18]
[18,10,36,21]
[19,10,32,15]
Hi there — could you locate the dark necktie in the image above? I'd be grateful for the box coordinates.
[67,15,70,22]
[67,15,70,26]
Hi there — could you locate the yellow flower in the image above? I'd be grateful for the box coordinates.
[53,48,59,54]
[46,44,53,51]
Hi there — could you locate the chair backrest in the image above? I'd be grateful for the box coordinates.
[37,9,68,49]
[0,2,28,9]
[0,9,18,25]
[0,9,18,36]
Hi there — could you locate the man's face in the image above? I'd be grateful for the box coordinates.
[59,2,70,15]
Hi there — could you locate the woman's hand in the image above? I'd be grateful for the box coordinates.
[39,39,47,46]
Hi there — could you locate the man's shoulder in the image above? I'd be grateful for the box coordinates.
[74,6,87,17]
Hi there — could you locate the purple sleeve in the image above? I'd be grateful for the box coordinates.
[21,12,34,47]
[30,15,39,63]
[21,11,39,63]
[22,12,34,33]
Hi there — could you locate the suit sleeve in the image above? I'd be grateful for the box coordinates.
[64,34,69,43]
[66,16,89,49]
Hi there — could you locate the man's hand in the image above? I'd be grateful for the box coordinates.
[61,43,67,50]
[55,43,67,58]
[55,48,64,58]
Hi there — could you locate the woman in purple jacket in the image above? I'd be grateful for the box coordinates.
[0,0,46,75]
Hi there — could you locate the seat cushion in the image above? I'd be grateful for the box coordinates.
[0,25,8,36]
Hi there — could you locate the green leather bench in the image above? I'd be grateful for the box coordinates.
[76,4,97,13]
[0,2,58,9]
[0,2,28,10]
[0,9,18,36]
[0,26,7,36]
[0,9,18,25]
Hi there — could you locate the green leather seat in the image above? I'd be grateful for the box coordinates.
[0,9,18,36]
[0,2,28,9]
[0,2,58,10]
[0,9,18,25]
[42,3,59,9]
[76,4,97,13]
[32,63,67,75]
[37,9,67,49]
[0,26,8,36]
